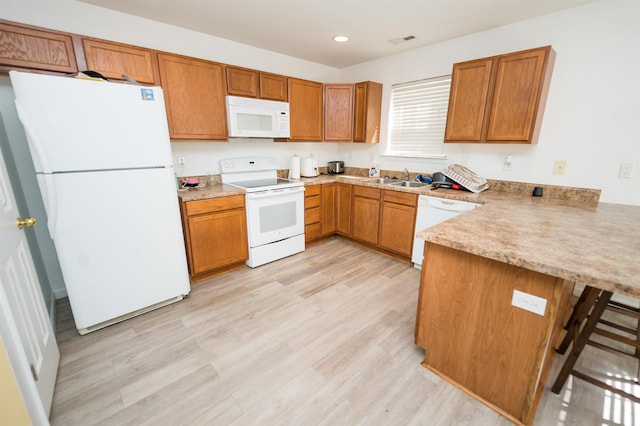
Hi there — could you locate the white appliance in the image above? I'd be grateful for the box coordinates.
[412,195,480,269]
[220,157,305,267]
[226,95,290,138]
[9,71,190,335]
[300,157,318,177]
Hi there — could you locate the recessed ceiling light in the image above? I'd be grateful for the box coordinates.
[333,35,350,43]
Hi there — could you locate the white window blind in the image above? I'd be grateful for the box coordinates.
[387,75,451,157]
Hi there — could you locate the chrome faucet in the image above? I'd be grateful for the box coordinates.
[404,168,410,180]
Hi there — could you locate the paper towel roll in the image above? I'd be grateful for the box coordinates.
[289,155,300,179]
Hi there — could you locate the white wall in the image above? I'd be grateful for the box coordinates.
[2,0,638,205]
[340,0,640,205]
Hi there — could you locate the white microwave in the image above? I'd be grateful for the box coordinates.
[226,95,290,138]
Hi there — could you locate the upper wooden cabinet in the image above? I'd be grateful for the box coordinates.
[81,38,157,84]
[445,46,554,144]
[226,65,288,101]
[0,20,77,73]
[157,53,228,140]
[324,84,354,142]
[260,72,287,101]
[286,77,323,141]
[353,81,383,143]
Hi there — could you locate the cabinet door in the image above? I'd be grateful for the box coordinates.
[486,48,550,142]
[321,183,336,235]
[226,66,259,98]
[187,209,248,275]
[0,21,77,73]
[260,72,287,101]
[324,84,354,142]
[336,183,352,236]
[82,38,156,84]
[379,201,416,256]
[287,77,323,141]
[353,81,383,143]
[444,58,494,142]
[351,187,380,245]
[157,53,228,140]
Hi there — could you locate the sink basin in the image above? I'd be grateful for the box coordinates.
[365,178,397,184]
[388,180,429,188]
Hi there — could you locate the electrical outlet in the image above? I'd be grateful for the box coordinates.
[618,162,634,179]
[503,154,513,171]
[177,157,185,167]
[511,290,547,316]
[553,160,567,175]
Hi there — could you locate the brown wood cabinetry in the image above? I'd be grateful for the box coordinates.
[81,38,157,84]
[157,53,228,140]
[378,190,417,256]
[304,184,322,242]
[445,46,554,144]
[182,195,248,282]
[351,186,381,245]
[323,84,354,142]
[0,20,77,73]
[259,72,287,101]
[353,81,383,143]
[336,183,352,236]
[415,243,570,425]
[321,183,336,235]
[286,77,323,141]
[226,66,288,101]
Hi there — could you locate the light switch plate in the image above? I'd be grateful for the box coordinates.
[511,290,547,316]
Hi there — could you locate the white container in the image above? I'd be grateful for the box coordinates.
[300,157,318,177]
[289,155,300,179]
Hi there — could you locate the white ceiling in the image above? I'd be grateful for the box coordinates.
[80,0,596,68]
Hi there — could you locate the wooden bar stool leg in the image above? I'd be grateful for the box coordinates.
[552,290,613,394]
[557,286,600,355]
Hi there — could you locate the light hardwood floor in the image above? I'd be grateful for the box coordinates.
[50,238,639,425]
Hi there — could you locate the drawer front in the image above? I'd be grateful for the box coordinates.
[353,185,380,199]
[383,190,417,207]
[305,206,321,224]
[184,195,245,216]
[305,185,321,196]
[305,223,322,241]
[305,194,320,209]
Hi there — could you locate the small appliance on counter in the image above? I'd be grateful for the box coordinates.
[328,161,344,174]
[300,157,318,177]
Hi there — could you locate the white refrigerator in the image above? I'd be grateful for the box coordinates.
[9,71,190,335]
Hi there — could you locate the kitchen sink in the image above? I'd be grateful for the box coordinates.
[365,178,398,184]
[388,180,429,188]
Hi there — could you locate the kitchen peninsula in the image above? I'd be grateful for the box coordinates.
[414,196,640,425]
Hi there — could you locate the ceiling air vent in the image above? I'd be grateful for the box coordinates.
[388,35,416,45]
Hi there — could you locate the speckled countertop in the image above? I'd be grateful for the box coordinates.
[177,174,640,297]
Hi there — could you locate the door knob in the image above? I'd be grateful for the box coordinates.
[16,217,37,230]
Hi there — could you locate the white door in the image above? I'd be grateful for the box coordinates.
[0,145,59,424]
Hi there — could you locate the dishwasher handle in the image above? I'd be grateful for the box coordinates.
[421,195,480,213]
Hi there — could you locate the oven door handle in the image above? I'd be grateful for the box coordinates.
[246,186,305,199]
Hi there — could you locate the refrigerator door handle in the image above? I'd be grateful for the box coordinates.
[14,101,52,174]
[39,174,58,239]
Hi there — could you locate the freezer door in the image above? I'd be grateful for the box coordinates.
[9,71,172,173]
[44,167,190,330]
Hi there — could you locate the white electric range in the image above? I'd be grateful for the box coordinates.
[220,157,305,267]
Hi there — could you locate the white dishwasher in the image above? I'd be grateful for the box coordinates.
[411,195,480,269]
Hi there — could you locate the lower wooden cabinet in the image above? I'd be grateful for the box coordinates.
[351,186,381,245]
[379,190,417,256]
[305,183,336,243]
[336,183,352,236]
[181,195,248,283]
[304,185,322,242]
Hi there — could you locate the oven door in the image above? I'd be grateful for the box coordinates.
[245,186,305,247]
